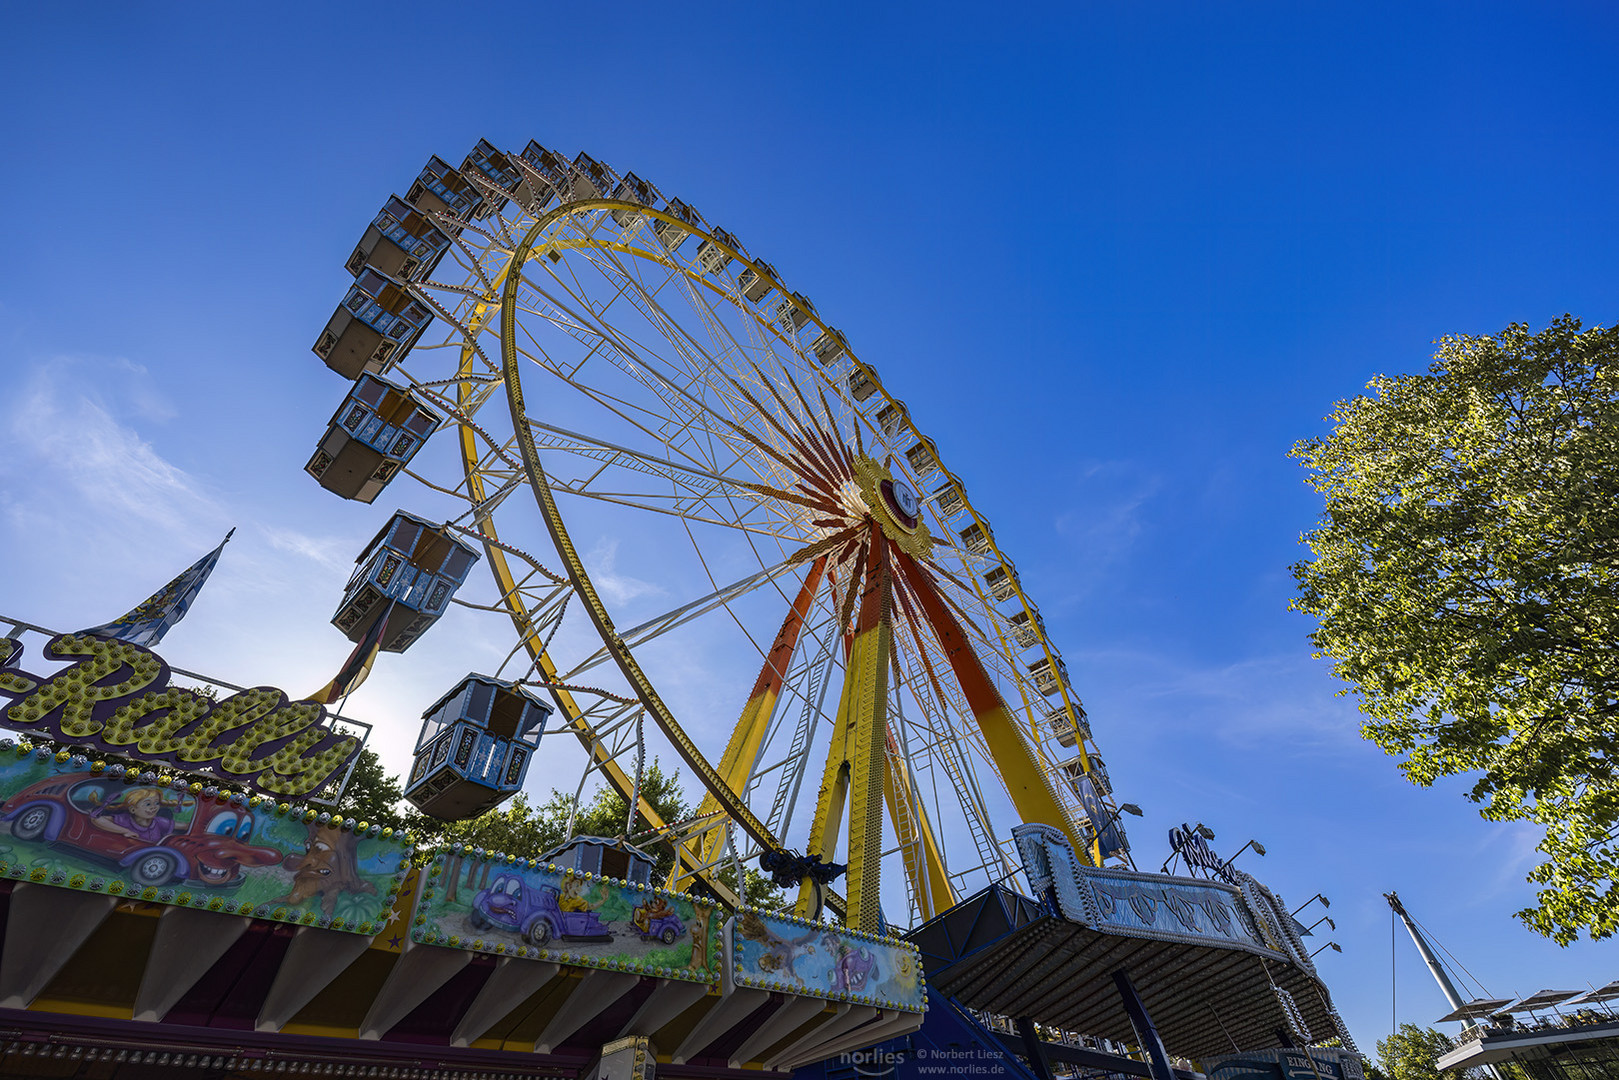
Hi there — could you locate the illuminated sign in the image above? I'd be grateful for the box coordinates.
[0,634,361,798]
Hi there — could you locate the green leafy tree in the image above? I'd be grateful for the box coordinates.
[1375,1024,1458,1080]
[330,748,416,832]
[1291,316,1619,943]
[347,753,784,908]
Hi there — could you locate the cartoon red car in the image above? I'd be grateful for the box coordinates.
[0,773,283,888]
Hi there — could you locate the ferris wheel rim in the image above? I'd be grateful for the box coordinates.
[497,198,801,854]
[418,179,1117,917]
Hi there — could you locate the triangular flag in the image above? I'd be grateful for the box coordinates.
[305,600,393,705]
[80,529,235,647]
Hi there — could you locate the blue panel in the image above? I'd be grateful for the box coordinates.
[503,744,530,789]
[356,414,386,444]
[473,735,501,783]
[372,553,405,593]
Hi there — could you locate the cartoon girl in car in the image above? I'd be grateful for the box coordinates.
[88,787,176,843]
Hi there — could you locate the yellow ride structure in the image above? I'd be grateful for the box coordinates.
[335,140,1132,934]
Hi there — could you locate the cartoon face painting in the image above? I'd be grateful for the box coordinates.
[0,774,281,888]
[279,823,378,916]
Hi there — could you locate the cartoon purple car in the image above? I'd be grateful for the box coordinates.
[632,898,686,945]
[471,874,613,946]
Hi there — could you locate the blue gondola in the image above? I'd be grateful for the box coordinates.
[405,154,484,222]
[332,510,479,653]
[406,674,550,820]
[460,138,532,218]
[346,195,453,282]
[541,835,656,886]
[520,140,570,204]
[313,266,434,380]
[650,197,703,253]
[568,151,619,201]
[305,374,439,503]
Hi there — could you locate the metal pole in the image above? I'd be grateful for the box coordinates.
[1384,892,1466,1012]
[1015,1016,1056,1080]
[1385,892,1505,1080]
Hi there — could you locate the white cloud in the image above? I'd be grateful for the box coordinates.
[1049,459,1164,598]
[1,357,227,540]
[1075,644,1367,754]
[263,525,355,574]
[585,536,666,606]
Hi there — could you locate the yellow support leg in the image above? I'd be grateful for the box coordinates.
[893,550,1091,860]
[882,730,956,921]
[796,532,894,932]
[673,559,827,895]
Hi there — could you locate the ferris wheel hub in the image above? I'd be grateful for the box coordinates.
[853,455,933,558]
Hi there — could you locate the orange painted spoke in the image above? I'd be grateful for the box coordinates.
[753,557,828,699]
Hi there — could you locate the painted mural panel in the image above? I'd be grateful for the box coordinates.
[730,909,925,1012]
[0,747,411,933]
[411,850,722,983]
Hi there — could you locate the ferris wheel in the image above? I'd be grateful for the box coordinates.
[310,140,1130,931]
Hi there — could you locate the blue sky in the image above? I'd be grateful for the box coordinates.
[4,1,1618,1056]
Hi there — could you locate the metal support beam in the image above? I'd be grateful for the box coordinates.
[671,986,768,1064]
[728,993,829,1067]
[797,531,892,930]
[256,927,373,1032]
[1114,968,1176,1080]
[615,978,711,1040]
[450,959,559,1047]
[783,1007,924,1071]
[534,969,641,1053]
[1017,1015,1055,1080]
[765,1003,877,1071]
[894,551,1089,857]
[134,909,250,1022]
[359,944,472,1040]
[0,884,114,1009]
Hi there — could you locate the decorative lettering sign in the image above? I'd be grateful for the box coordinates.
[411,849,724,983]
[1207,1049,1364,1080]
[1079,865,1281,957]
[730,908,925,1012]
[0,634,361,798]
[1168,823,1231,880]
[0,749,411,933]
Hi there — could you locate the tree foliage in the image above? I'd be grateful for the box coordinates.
[1375,1024,1458,1080]
[1291,316,1619,943]
[333,752,782,907]
[330,749,416,832]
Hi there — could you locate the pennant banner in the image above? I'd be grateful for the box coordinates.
[81,529,234,647]
[306,600,393,705]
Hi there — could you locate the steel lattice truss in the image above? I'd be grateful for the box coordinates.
[366,142,1127,928]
